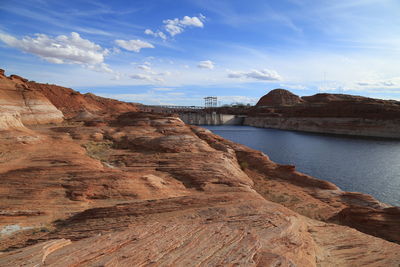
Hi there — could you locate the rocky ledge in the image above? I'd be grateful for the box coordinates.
[0,72,399,266]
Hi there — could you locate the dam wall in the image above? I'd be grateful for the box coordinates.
[179,112,245,125]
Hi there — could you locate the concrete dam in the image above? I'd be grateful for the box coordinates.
[139,105,245,125]
[179,112,245,125]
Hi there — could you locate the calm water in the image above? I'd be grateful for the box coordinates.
[204,125,400,206]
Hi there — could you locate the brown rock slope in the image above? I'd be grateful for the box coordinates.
[26,81,139,119]
[0,69,139,123]
[1,110,400,266]
[254,89,400,120]
[0,70,64,127]
[256,88,304,106]
[245,89,400,138]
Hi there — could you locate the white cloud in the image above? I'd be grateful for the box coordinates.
[130,72,165,83]
[0,31,108,65]
[115,39,154,52]
[137,64,152,72]
[227,71,243,78]
[197,60,215,69]
[228,69,282,81]
[180,16,204,27]
[163,15,206,36]
[87,63,114,74]
[130,73,152,80]
[144,29,167,40]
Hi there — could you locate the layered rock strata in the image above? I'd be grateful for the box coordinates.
[245,89,400,138]
[0,111,399,266]
[0,70,64,127]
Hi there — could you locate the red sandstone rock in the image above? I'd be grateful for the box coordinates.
[256,88,304,106]
[27,82,139,118]
[0,71,64,127]
[0,70,399,266]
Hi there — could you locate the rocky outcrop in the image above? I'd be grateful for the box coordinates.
[27,82,139,118]
[1,110,399,266]
[0,110,26,131]
[332,206,400,244]
[256,88,304,106]
[0,70,64,127]
[246,89,400,138]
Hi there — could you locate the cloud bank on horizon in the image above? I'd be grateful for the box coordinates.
[0,0,399,105]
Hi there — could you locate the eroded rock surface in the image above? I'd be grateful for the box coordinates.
[246,89,400,138]
[0,72,399,266]
[0,70,64,126]
[0,111,399,266]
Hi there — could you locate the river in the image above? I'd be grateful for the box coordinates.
[204,125,400,206]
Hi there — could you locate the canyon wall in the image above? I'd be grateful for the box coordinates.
[241,88,400,138]
[244,116,400,138]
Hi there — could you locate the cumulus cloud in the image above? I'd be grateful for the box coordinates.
[115,39,154,52]
[197,60,215,69]
[144,14,205,40]
[144,29,167,40]
[0,31,108,65]
[228,69,282,81]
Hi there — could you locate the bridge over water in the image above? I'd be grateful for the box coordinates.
[139,105,245,125]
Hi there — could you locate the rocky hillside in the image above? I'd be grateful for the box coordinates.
[256,88,304,106]
[244,89,400,138]
[253,89,400,120]
[0,71,399,266]
[0,70,64,130]
[0,69,138,129]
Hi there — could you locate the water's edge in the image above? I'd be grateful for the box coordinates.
[204,125,400,206]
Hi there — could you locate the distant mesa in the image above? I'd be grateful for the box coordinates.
[256,88,303,107]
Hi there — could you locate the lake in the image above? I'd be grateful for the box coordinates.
[204,125,400,206]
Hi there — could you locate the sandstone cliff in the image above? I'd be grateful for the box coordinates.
[0,70,64,128]
[0,72,399,266]
[245,89,400,138]
[27,82,139,118]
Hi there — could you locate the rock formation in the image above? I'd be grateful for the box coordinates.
[0,71,399,266]
[245,89,400,138]
[0,70,64,127]
[256,88,304,106]
[27,82,139,118]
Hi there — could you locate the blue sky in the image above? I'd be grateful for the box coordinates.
[1,0,400,105]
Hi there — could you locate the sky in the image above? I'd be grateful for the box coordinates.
[1,0,400,106]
